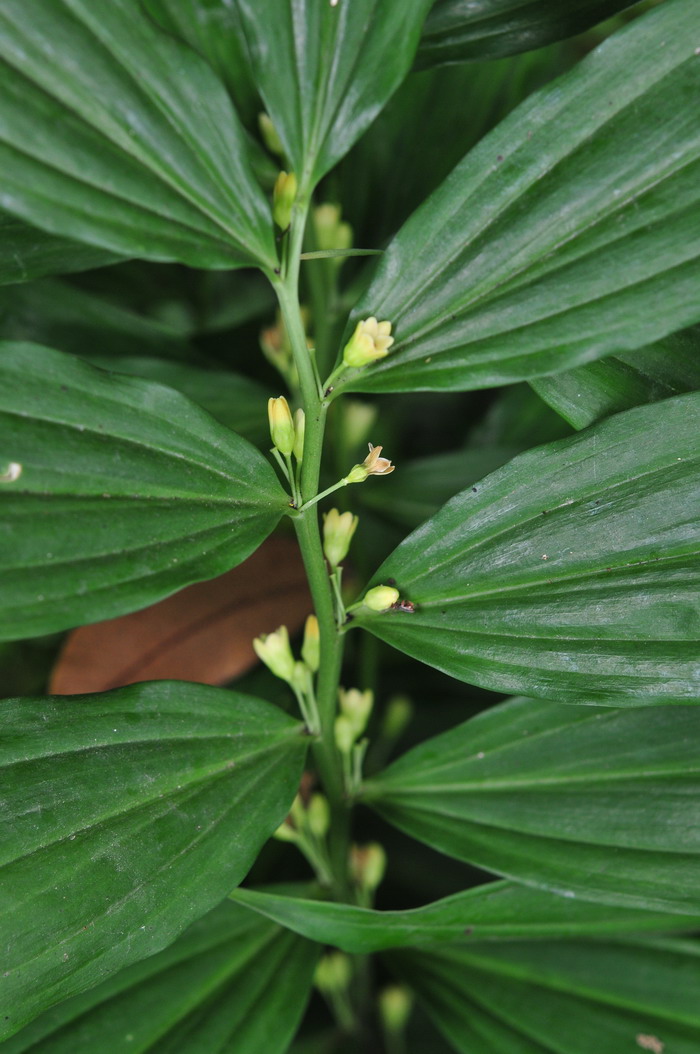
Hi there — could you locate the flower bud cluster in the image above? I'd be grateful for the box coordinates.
[253,616,321,732]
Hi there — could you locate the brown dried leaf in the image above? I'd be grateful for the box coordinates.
[50,535,310,695]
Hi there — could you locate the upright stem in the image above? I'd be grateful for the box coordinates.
[271,198,350,892]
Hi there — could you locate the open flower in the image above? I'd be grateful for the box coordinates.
[345,444,395,484]
[342,317,394,368]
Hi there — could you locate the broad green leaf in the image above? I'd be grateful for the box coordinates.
[354,394,700,702]
[232,880,698,954]
[143,0,260,125]
[0,0,276,270]
[2,899,317,1053]
[416,0,638,67]
[340,48,566,249]
[337,0,700,394]
[389,938,700,1054]
[0,280,191,360]
[0,344,288,640]
[363,696,700,916]
[531,325,700,430]
[234,0,434,188]
[87,358,271,444]
[0,215,120,286]
[0,681,308,1040]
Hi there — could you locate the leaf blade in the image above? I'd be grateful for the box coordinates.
[2,899,317,1053]
[338,0,700,394]
[363,696,700,915]
[0,343,288,639]
[0,681,308,1040]
[234,0,434,186]
[417,0,638,67]
[231,880,699,955]
[389,938,700,1054]
[0,0,275,269]
[355,394,700,702]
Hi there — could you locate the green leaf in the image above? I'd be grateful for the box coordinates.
[363,696,700,916]
[234,0,434,187]
[143,0,260,125]
[2,899,317,1053]
[0,279,191,359]
[0,214,121,286]
[232,880,699,954]
[389,937,700,1054]
[0,0,276,270]
[88,357,272,444]
[354,394,700,703]
[0,343,288,640]
[0,681,308,1040]
[337,0,700,394]
[531,325,700,430]
[416,0,638,67]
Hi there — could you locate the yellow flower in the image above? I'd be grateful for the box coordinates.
[345,444,395,484]
[342,316,394,368]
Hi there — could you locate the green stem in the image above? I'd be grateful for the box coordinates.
[272,198,351,895]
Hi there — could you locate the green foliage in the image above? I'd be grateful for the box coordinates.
[1,0,698,1050]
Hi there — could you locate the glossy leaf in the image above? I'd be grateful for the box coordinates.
[0,0,275,270]
[531,325,700,430]
[89,357,272,442]
[417,0,637,67]
[389,938,700,1054]
[0,214,120,286]
[234,0,434,187]
[232,879,699,955]
[363,696,700,916]
[143,0,259,125]
[0,343,288,640]
[354,394,700,702]
[2,899,317,1053]
[0,681,308,1039]
[0,280,191,360]
[338,0,700,394]
[50,536,310,695]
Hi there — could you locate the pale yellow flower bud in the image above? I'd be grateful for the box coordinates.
[363,585,400,611]
[272,819,298,843]
[382,695,413,740]
[301,614,320,673]
[323,508,359,568]
[334,713,356,754]
[338,687,373,740]
[307,793,330,839]
[252,625,295,683]
[343,316,394,368]
[273,170,298,230]
[379,985,413,1034]
[313,202,353,258]
[267,396,295,456]
[342,400,378,451]
[349,842,387,893]
[293,408,305,462]
[314,952,352,994]
[258,112,284,157]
